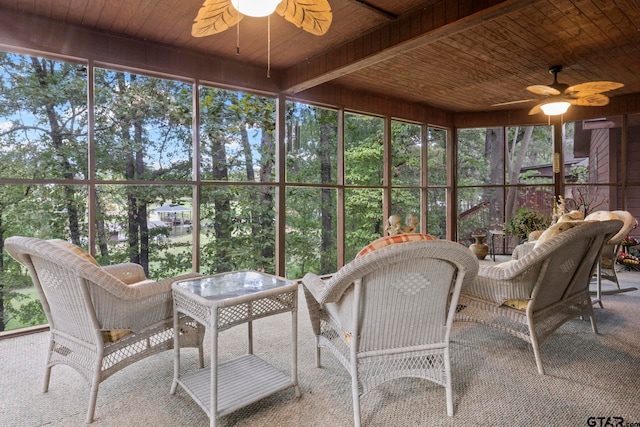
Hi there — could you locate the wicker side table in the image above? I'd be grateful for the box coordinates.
[171,271,300,427]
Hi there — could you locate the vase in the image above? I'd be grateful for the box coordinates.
[470,234,489,260]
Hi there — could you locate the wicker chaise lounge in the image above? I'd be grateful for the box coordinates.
[456,219,621,375]
[301,239,479,426]
[5,236,205,423]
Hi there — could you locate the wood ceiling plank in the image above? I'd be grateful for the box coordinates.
[520,3,593,70]
[33,0,52,16]
[78,0,107,27]
[566,0,620,45]
[435,34,531,104]
[60,0,89,23]
[4,0,36,14]
[281,0,531,94]
[469,17,548,74]
[139,0,188,42]
[544,1,610,53]
[100,0,146,35]
[598,0,640,34]
[107,0,149,37]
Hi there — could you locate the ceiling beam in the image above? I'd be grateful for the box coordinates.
[281,0,530,94]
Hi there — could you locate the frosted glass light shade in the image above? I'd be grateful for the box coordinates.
[540,101,571,116]
[230,0,283,17]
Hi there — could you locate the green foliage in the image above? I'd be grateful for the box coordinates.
[504,208,550,241]
[0,50,449,332]
[0,270,46,329]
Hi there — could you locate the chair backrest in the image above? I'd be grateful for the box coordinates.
[520,220,622,311]
[325,240,478,353]
[5,236,127,344]
[584,210,636,244]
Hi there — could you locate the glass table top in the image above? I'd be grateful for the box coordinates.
[174,271,292,300]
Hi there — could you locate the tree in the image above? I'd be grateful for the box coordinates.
[93,69,193,275]
[0,53,88,331]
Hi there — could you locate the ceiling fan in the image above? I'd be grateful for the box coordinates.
[493,65,624,115]
[192,0,333,37]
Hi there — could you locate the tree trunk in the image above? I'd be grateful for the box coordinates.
[258,117,275,269]
[211,133,232,273]
[31,57,82,244]
[506,126,534,219]
[485,128,505,226]
[95,194,110,259]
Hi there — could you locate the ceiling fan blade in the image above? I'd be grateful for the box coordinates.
[491,99,536,107]
[569,93,610,107]
[277,0,333,36]
[566,81,624,96]
[528,103,544,115]
[192,0,241,37]
[527,85,561,96]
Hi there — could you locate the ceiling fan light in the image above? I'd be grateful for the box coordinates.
[230,0,283,17]
[541,101,571,116]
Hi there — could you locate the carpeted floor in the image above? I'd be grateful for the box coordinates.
[1,268,639,427]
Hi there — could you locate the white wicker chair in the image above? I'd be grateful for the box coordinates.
[455,220,622,375]
[584,210,637,298]
[5,236,205,423]
[301,240,479,425]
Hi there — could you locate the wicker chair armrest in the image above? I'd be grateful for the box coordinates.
[150,271,204,290]
[476,260,533,280]
[91,272,203,332]
[92,287,172,332]
[102,263,147,285]
[463,267,540,305]
[301,272,331,304]
[512,241,536,260]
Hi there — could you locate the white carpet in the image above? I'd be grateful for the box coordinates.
[1,272,639,426]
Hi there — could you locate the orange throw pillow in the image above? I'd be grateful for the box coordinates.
[356,233,438,258]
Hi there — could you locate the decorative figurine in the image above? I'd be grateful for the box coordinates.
[384,214,419,235]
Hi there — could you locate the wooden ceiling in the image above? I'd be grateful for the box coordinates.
[2,0,640,115]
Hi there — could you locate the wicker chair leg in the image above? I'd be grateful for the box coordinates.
[198,344,205,368]
[445,356,454,416]
[590,315,599,334]
[532,343,545,375]
[43,339,55,392]
[43,359,52,393]
[446,385,454,416]
[351,376,361,427]
[43,366,52,393]
[86,381,99,423]
[315,336,321,368]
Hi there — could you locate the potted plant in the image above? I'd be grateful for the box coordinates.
[504,208,549,242]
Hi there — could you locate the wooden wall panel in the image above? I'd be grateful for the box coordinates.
[291,83,453,126]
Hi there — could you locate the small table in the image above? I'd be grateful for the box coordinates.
[171,270,300,426]
[489,229,506,261]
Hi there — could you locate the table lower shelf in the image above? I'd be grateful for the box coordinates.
[176,353,296,418]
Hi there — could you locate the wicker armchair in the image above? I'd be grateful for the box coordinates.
[456,220,622,375]
[584,210,637,298]
[301,240,479,425]
[5,236,205,423]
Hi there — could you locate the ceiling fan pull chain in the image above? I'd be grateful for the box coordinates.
[236,10,240,55]
[267,15,271,78]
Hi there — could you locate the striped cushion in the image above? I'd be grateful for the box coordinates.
[356,233,438,258]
